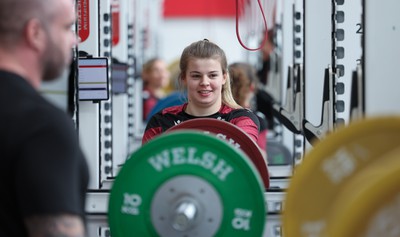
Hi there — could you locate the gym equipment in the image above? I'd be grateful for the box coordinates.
[350,65,364,121]
[108,131,266,237]
[327,147,400,237]
[273,64,304,134]
[167,118,270,189]
[303,66,336,144]
[266,141,292,166]
[282,116,400,237]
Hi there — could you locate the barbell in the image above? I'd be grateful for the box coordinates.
[108,118,269,237]
[108,116,400,237]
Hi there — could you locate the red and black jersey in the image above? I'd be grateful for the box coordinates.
[142,103,260,144]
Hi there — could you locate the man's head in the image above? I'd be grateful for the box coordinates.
[0,0,77,83]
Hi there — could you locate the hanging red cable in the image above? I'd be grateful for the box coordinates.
[235,0,269,51]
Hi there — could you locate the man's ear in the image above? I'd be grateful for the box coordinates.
[25,18,46,53]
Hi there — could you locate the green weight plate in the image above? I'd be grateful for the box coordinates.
[108,131,266,237]
[282,116,400,237]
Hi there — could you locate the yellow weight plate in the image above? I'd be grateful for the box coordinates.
[282,116,400,237]
[327,147,400,237]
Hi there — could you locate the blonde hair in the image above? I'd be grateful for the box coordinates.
[229,62,259,106]
[178,39,241,109]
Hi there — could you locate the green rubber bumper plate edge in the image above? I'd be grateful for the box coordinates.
[108,131,266,237]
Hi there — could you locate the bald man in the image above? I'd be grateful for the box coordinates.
[0,0,89,236]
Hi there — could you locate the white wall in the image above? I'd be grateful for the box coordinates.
[364,0,400,116]
[158,18,260,66]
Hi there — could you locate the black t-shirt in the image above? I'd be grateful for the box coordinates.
[0,70,89,237]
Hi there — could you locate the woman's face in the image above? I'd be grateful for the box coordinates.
[146,60,170,88]
[183,58,227,111]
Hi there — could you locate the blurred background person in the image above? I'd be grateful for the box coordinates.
[142,57,171,121]
[229,62,269,157]
[145,58,187,122]
[256,29,276,130]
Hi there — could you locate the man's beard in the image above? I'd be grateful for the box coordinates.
[42,42,72,82]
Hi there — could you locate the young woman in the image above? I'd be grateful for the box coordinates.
[142,39,260,144]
